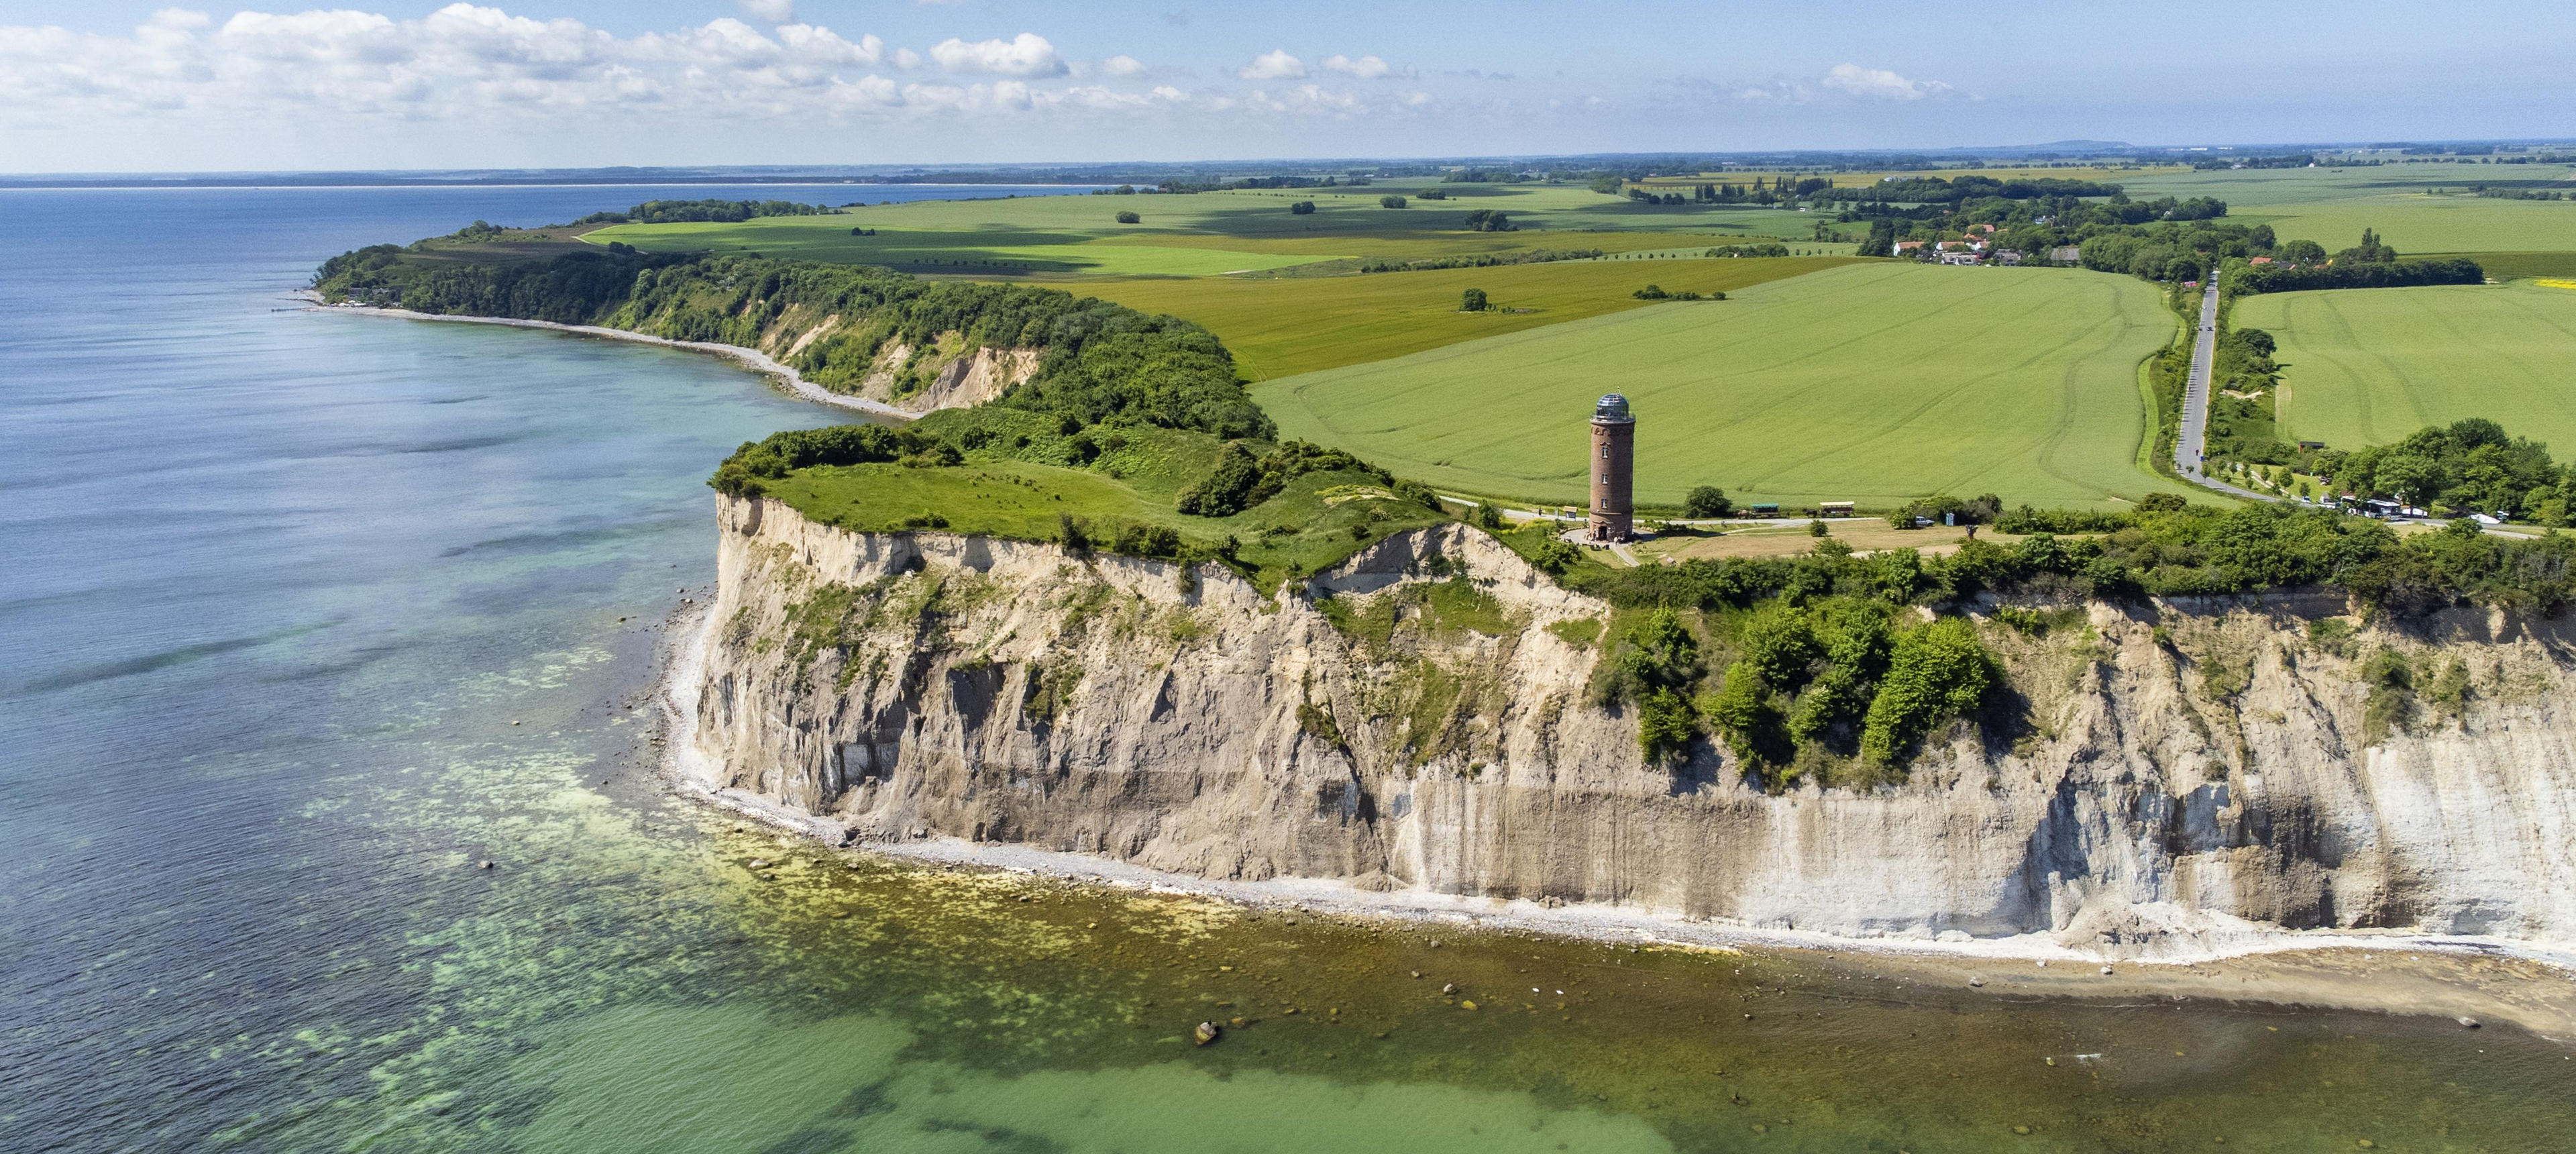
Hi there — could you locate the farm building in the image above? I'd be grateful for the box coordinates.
[2049,245,2082,264]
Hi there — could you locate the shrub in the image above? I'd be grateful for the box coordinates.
[1460,288,1489,312]
[2361,645,2414,745]
[1114,210,1142,224]
[1809,519,1828,537]
[1175,443,1264,517]
[1603,610,1703,759]
[1529,537,1580,574]
[1379,195,1407,209]
[1859,617,1990,762]
[1289,201,1317,215]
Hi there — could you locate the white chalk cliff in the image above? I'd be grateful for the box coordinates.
[688,496,2576,956]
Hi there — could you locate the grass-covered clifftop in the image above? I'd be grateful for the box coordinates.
[714,409,1450,590]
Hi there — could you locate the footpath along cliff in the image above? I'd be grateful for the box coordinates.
[684,494,2576,957]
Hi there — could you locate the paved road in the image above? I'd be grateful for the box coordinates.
[2173,270,2273,502]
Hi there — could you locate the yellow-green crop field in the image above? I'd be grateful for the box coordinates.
[1258,262,2200,510]
[1079,255,1853,380]
[580,185,1841,275]
[2236,280,2576,452]
[2119,163,2576,257]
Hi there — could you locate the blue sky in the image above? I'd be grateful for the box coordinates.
[2,1,2570,172]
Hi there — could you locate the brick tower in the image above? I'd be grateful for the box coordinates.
[1588,393,1635,542]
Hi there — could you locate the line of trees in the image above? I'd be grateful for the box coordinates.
[1552,498,2576,619]
[568,199,837,226]
[2308,418,2568,522]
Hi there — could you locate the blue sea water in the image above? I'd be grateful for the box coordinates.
[3,185,2570,1154]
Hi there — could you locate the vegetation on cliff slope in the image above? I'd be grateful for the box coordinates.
[313,246,1271,439]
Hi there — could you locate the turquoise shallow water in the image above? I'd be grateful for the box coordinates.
[2,186,2571,1153]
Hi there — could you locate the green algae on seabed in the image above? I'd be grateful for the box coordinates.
[268,637,2574,1154]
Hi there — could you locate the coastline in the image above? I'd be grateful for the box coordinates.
[650,594,2576,1041]
[309,300,913,421]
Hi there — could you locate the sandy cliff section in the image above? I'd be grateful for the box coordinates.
[742,305,1042,416]
[688,495,2576,958]
[837,335,1040,415]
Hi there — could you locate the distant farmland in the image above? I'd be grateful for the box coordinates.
[2237,280,2576,452]
[1081,255,1852,380]
[1260,263,2198,510]
[579,183,1845,276]
[2119,164,2576,258]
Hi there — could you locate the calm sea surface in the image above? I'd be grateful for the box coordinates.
[2,185,2569,1153]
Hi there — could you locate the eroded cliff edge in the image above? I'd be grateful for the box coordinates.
[687,495,2576,957]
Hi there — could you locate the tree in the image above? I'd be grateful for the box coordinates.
[1114,211,1141,224]
[1379,195,1407,209]
[1809,519,1828,537]
[2277,239,2328,263]
[1460,288,1488,312]
[1684,486,1733,518]
[1859,617,1990,762]
[1289,200,1317,215]
[2375,452,2446,506]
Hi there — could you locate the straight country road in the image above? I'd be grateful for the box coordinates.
[2174,270,2271,502]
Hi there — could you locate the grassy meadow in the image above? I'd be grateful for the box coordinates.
[2236,280,2576,452]
[579,184,1846,276]
[1258,262,2200,509]
[1080,255,1853,380]
[2119,163,2576,258]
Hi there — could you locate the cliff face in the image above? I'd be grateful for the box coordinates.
[747,306,1038,415]
[690,496,2576,955]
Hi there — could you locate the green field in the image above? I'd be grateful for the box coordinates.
[1080,256,1853,380]
[2119,164,2576,257]
[1259,262,2200,509]
[580,184,1844,276]
[2237,280,2576,452]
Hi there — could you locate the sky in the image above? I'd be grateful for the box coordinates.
[1,1,2571,173]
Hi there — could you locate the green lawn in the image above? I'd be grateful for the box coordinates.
[1080,255,1854,380]
[1258,262,2200,510]
[580,185,1845,276]
[2118,164,2576,256]
[2235,280,2576,452]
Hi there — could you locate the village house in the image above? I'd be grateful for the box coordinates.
[2049,244,2082,264]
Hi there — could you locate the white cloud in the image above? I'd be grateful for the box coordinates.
[1320,53,1393,78]
[0,5,1446,169]
[1820,62,1950,101]
[736,0,795,22]
[928,32,1065,76]
[1238,49,1303,80]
